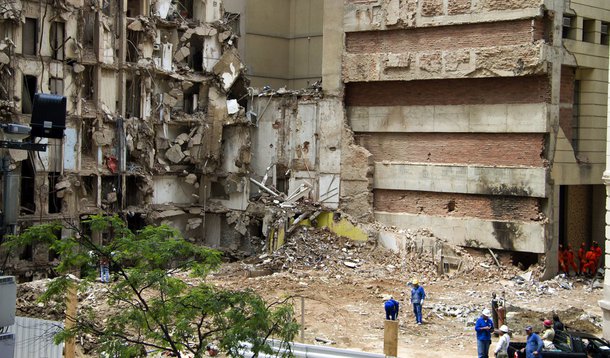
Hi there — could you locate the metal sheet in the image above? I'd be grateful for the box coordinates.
[7,316,64,358]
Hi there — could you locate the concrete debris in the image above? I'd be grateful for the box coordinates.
[227,99,239,114]
[165,144,185,163]
[184,173,198,185]
[72,63,85,73]
[213,48,245,91]
[0,52,9,64]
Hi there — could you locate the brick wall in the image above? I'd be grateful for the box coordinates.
[345,76,551,106]
[346,19,544,53]
[374,189,542,221]
[356,133,546,167]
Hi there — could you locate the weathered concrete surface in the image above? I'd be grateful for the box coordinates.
[375,211,546,253]
[374,163,547,198]
[348,103,549,133]
[344,0,543,32]
[343,43,546,82]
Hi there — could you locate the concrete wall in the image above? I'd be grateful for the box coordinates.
[225,0,323,89]
[250,96,342,208]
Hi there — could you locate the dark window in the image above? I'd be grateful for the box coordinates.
[572,80,580,152]
[22,18,37,55]
[49,77,64,95]
[50,21,65,60]
[583,19,596,43]
[48,172,62,214]
[602,22,609,45]
[21,75,37,114]
[562,15,574,39]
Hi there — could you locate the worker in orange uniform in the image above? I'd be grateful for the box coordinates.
[592,241,603,271]
[558,244,567,274]
[564,245,578,276]
[578,243,586,274]
[582,248,598,276]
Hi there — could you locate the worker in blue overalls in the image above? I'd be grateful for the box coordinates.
[384,296,399,320]
[410,278,426,325]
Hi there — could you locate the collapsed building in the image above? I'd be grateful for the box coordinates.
[0,0,608,290]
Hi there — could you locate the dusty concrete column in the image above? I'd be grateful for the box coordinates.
[322,0,343,96]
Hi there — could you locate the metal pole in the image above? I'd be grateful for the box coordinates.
[2,156,20,236]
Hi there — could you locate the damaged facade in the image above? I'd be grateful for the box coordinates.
[0,0,338,281]
[338,0,609,278]
[0,0,608,286]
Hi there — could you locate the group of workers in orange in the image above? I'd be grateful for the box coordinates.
[558,241,603,276]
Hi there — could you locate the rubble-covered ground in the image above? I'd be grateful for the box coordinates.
[17,227,604,357]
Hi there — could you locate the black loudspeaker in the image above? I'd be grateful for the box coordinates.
[30,93,66,139]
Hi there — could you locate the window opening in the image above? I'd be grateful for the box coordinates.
[23,18,38,55]
[21,75,37,114]
[50,21,65,60]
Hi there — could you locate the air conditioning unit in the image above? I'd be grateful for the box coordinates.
[0,276,16,328]
[563,16,573,28]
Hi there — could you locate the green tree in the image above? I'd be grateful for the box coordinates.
[2,215,298,357]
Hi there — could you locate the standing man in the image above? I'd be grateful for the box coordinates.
[578,243,587,273]
[491,293,499,331]
[99,255,110,283]
[521,325,543,358]
[410,278,426,325]
[565,245,578,276]
[475,308,494,358]
[384,296,399,320]
[494,325,510,358]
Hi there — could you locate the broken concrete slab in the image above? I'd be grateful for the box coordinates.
[184,173,198,185]
[212,48,244,91]
[165,144,185,163]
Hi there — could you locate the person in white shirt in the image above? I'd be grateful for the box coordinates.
[494,325,510,358]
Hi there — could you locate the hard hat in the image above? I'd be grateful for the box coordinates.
[482,308,491,316]
[500,325,509,333]
[525,325,533,331]
[412,278,419,285]
[543,319,552,327]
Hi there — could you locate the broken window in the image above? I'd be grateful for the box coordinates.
[20,155,36,215]
[0,20,14,41]
[80,175,97,204]
[83,11,95,47]
[582,18,596,43]
[101,0,112,16]
[81,65,95,100]
[49,77,64,95]
[183,83,200,114]
[126,77,142,118]
[602,22,609,45]
[50,21,65,60]
[0,67,10,100]
[126,0,144,17]
[210,180,229,200]
[224,12,241,37]
[48,173,62,214]
[19,244,33,261]
[21,75,37,114]
[175,0,193,19]
[126,30,141,63]
[189,35,203,71]
[22,18,38,56]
